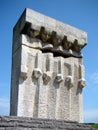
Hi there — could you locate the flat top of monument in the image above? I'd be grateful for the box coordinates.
[15,8,87,42]
[13,8,87,56]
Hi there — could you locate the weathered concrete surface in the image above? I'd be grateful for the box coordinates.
[12,8,87,57]
[10,8,87,123]
[0,116,95,130]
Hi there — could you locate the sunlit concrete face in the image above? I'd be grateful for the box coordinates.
[10,8,87,123]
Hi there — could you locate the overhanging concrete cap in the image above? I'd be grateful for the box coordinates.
[13,8,87,57]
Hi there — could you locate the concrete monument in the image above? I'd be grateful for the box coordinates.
[10,8,87,123]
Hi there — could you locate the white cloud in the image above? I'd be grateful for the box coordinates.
[84,109,98,123]
[90,72,98,84]
[0,97,10,115]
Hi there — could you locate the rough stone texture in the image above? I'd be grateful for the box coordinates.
[0,116,96,130]
[10,8,87,123]
[12,8,87,58]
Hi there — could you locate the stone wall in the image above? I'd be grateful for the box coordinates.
[0,116,95,130]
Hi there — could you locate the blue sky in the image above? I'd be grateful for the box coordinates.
[0,0,98,123]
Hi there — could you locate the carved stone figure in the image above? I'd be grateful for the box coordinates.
[10,8,87,123]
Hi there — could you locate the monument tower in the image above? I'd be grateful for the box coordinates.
[10,8,87,122]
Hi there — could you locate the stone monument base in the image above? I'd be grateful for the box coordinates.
[0,116,95,130]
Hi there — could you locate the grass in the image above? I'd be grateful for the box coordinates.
[91,124,98,129]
